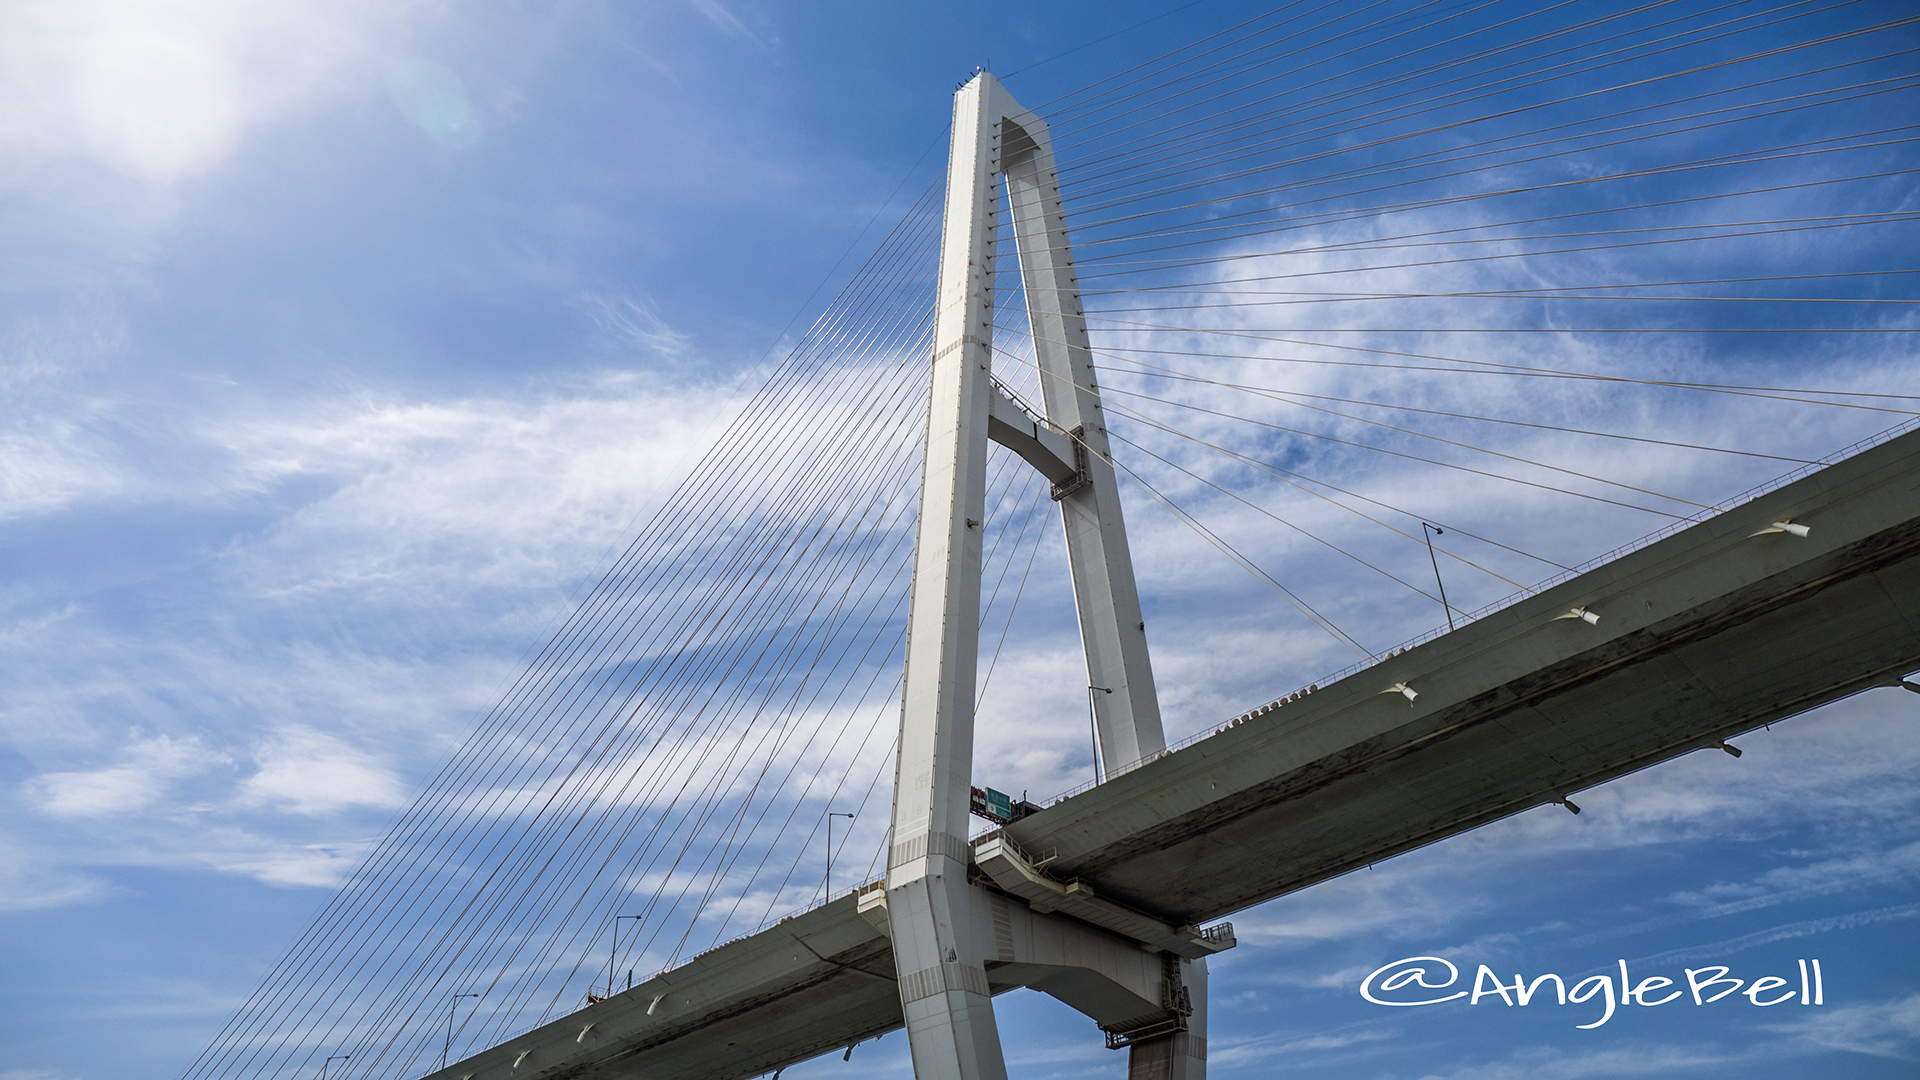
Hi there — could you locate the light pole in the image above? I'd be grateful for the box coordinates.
[440,993,478,1070]
[321,1055,349,1080]
[824,812,854,900]
[1421,523,1454,630]
[609,914,644,998]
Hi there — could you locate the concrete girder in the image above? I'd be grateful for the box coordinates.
[1005,426,1920,925]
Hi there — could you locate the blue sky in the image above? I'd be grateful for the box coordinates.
[2,2,1917,1079]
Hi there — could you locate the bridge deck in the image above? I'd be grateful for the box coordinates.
[430,426,1920,1080]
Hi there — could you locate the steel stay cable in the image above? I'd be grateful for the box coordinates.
[1070,236,1920,306]
[1069,121,1920,252]
[212,330,929,1076]
[1046,0,1510,144]
[1096,375,1816,464]
[1057,56,1920,220]
[453,421,934,1047]
[1101,397,1575,574]
[991,340,1665,568]
[208,197,952,1068]
[393,332,948,1045]
[591,422,983,968]
[1065,80,1919,251]
[224,107,952,1076]
[1032,0,1396,126]
[1044,1,1866,224]
[291,270,944,1053]
[183,185,952,1080]
[466,309,960,1006]
[990,311,1873,484]
[1051,0,1800,185]
[355,376,944,1068]
[1085,215,1920,290]
[695,576,919,947]
[1052,0,1886,204]
[1058,75,1920,249]
[1079,316,1920,413]
[1050,0,1638,153]
[1058,3,1907,224]
[1067,151,1920,286]
[334,409,933,1068]
[1102,400,1560,595]
[975,486,1057,712]
[1085,430,1377,659]
[1109,425,1455,605]
[614,449,944,972]
[696,369,1061,947]
[189,328,929,1076]
[629,322,1052,972]
[1036,69,1920,274]
[1045,0,1765,145]
[1066,166,1920,274]
[992,333,1691,519]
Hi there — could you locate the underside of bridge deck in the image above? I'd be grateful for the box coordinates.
[428,428,1920,1080]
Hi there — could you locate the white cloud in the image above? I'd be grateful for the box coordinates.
[23,733,228,818]
[0,0,392,183]
[1401,1043,1747,1080]
[205,837,377,888]
[216,379,746,600]
[236,725,407,816]
[1208,1023,1395,1068]
[0,831,115,912]
[1764,992,1920,1060]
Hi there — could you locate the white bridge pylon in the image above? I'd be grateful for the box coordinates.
[883,72,1222,1080]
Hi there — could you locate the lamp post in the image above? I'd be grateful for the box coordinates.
[824,812,854,900]
[322,1055,349,1080]
[441,993,478,1070]
[610,914,644,998]
[1421,523,1454,630]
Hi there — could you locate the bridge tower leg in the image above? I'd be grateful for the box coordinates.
[886,71,1016,1080]
[889,72,1207,1080]
[999,98,1167,775]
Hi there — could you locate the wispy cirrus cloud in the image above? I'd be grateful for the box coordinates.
[24,733,229,818]
[1763,991,1920,1061]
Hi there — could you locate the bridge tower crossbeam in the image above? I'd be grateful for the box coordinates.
[886,71,1213,1080]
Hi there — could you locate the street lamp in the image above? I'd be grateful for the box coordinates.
[609,914,645,998]
[1421,523,1454,631]
[441,993,479,1070]
[824,812,854,900]
[321,1055,349,1080]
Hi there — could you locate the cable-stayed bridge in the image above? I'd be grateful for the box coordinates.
[412,417,1920,1080]
[182,5,1919,1080]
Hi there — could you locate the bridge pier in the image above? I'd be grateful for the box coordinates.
[859,868,1229,1080]
[1123,957,1206,1080]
